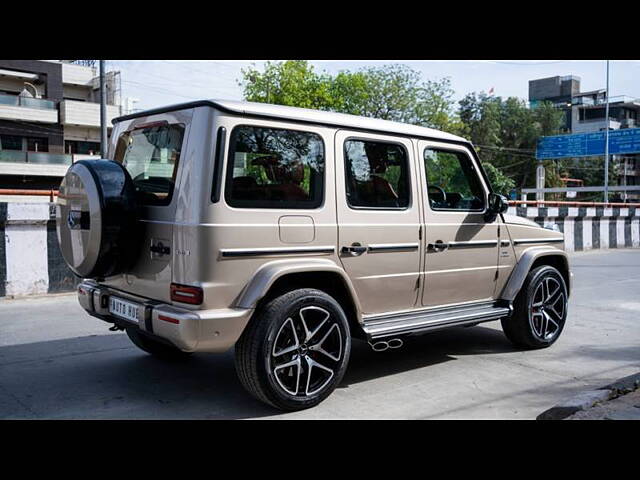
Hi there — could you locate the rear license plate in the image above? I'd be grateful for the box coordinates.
[108,296,141,323]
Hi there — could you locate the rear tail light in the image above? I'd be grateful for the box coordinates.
[170,283,203,305]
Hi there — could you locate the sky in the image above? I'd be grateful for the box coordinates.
[107,60,640,113]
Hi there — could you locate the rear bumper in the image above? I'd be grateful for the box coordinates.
[78,280,253,353]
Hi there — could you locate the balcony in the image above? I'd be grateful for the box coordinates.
[0,93,58,124]
[60,100,120,128]
[0,150,74,177]
[572,118,621,134]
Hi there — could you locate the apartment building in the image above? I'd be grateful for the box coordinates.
[0,60,122,194]
[529,75,640,198]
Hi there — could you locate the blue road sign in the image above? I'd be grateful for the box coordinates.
[536,128,640,160]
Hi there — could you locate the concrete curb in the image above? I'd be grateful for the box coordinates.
[537,372,640,420]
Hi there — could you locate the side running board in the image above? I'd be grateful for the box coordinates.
[362,302,512,341]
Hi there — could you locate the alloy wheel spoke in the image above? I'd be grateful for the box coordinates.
[532,312,544,337]
[299,306,330,343]
[304,355,334,396]
[543,310,558,329]
[272,317,300,357]
[532,283,545,307]
[308,323,342,362]
[545,278,560,303]
[273,356,302,396]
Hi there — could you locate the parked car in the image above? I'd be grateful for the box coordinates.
[56,100,571,411]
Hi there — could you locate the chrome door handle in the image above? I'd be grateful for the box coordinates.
[341,243,367,256]
[428,241,448,252]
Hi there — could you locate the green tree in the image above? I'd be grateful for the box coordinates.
[239,62,462,133]
[458,94,564,189]
[482,162,515,196]
[240,61,334,110]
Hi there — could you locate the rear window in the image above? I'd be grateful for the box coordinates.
[224,125,325,209]
[114,123,185,206]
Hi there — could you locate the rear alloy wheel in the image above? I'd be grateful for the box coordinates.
[501,265,568,349]
[235,289,351,411]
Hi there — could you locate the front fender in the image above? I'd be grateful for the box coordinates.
[500,247,571,301]
[233,258,363,319]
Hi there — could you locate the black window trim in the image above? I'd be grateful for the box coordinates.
[223,123,326,210]
[423,145,488,214]
[343,135,412,212]
[211,126,226,203]
[115,121,186,208]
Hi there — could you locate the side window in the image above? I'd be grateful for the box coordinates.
[344,139,410,209]
[424,148,485,211]
[225,125,325,209]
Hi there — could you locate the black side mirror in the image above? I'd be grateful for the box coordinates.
[485,193,509,222]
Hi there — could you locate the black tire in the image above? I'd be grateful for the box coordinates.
[235,288,351,411]
[126,328,193,360]
[501,265,568,349]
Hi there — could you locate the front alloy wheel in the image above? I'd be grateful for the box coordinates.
[501,265,568,349]
[529,275,566,341]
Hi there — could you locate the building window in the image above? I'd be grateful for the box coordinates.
[344,139,410,209]
[0,134,23,150]
[225,125,325,209]
[26,137,48,152]
[65,140,100,155]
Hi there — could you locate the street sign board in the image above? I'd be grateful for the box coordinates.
[536,128,640,159]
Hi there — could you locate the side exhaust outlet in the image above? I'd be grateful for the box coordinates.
[369,338,404,352]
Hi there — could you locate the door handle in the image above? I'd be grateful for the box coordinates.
[427,241,448,252]
[341,243,367,256]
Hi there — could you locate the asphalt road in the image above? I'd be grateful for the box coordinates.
[1,249,639,419]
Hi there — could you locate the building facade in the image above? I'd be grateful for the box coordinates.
[529,75,640,199]
[0,60,122,194]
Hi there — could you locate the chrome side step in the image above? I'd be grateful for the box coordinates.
[362,302,512,340]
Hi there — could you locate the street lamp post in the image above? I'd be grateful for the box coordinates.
[604,60,610,204]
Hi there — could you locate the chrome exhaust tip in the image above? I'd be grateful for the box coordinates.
[370,341,389,352]
[369,338,403,352]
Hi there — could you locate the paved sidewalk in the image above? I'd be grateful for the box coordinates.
[567,389,640,420]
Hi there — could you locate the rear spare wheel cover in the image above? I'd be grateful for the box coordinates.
[56,162,103,277]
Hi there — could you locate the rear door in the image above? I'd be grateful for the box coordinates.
[418,140,500,307]
[335,130,422,316]
[103,109,192,302]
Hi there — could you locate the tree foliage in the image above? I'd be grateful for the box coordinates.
[240,61,462,133]
[459,94,564,188]
[240,62,567,191]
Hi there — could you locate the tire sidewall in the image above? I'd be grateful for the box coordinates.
[258,290,351,410]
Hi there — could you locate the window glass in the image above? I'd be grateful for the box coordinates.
[344,140,409,209]
[424,148,485,211]
[114,123,185,206]
[0,134,22,150]
[27,137,48,152]
[225,126,324,209]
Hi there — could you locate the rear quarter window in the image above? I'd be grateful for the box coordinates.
[114,123,185,206]
[224,125,325,209]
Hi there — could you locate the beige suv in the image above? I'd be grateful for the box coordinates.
[56,100,571,411]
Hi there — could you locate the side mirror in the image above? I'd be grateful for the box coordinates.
[485,193,509,222]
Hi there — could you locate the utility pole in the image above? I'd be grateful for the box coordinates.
[604,60,610,203]
[100,60,108,158]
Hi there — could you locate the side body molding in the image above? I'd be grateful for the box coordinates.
[234,258,363,320]
[499,247,571,302]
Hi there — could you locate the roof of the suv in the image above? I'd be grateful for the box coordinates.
[113,99,469,144]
